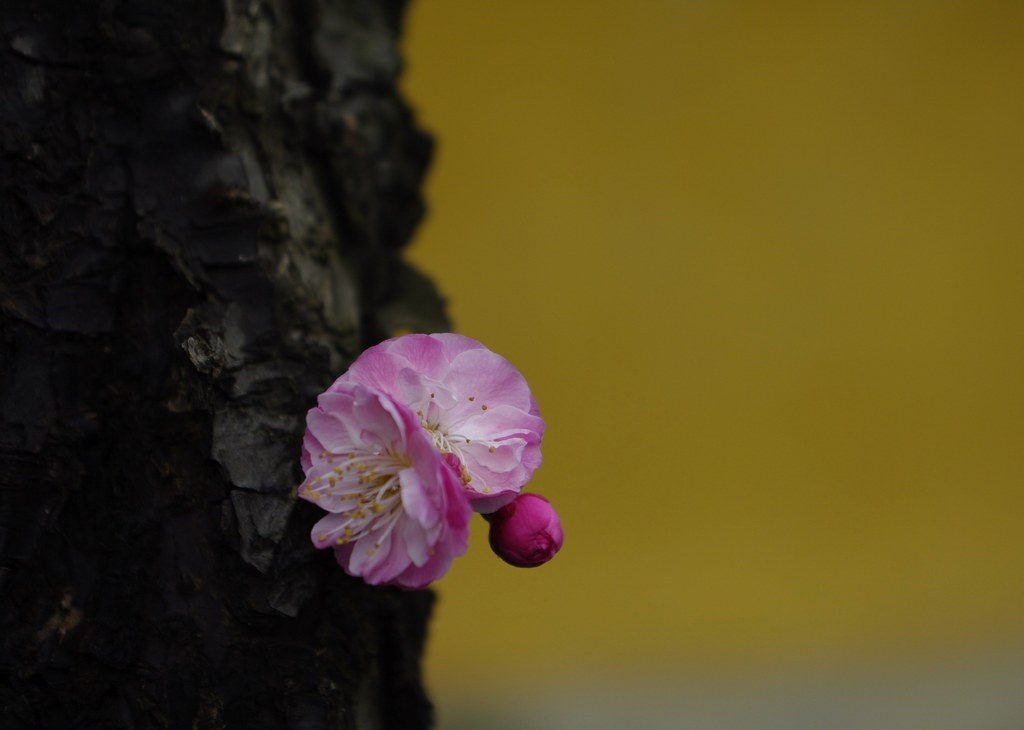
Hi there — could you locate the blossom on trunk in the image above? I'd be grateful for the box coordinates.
[331,333,544,513]
[299,383,471,589]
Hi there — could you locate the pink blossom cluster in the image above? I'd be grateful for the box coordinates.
[299,333,563,589]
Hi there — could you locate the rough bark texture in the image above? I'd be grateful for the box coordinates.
[0,1,447,727]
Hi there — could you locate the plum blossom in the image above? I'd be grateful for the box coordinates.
[485,493,563,567]
[299,382,471,589]
[299,333,559,586]
[330,333,544,513]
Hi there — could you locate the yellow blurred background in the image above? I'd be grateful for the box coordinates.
[400,0,1024,725]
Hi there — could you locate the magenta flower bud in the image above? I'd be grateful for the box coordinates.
[484,493,563,567]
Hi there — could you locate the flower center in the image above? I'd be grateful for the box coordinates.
[423,423,456,455]
[419,420,503,493]
[416,423,468,485]
[304,449,409,548]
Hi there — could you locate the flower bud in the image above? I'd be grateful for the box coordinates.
[484,493,563,567]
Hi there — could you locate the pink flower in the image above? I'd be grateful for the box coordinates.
[331,333,544,513]
[484,493,563,567]
[299,383,471,589]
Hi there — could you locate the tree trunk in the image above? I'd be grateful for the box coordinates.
[1,1,446,727]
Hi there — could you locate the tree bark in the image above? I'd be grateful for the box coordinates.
[1,1,446,727]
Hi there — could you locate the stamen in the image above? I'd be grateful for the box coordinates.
[308,448,410,551]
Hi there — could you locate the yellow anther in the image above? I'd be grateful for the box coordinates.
[482,487,492,494]
[336,537,348,545]
[481,405,488,411]
[329,477,336,486]
[488,446,495,453]
[370,503,383,513]
[468,396,475,401]
[318,533,326,541]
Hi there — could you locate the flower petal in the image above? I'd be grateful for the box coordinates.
[440,348,537,424]
[399,465,438,527]
[347,530,410,586]
[397,516,431,567]
[382,333,450,378]
[351,388,406,451]
[310,513,349,549]
[306,404,359,454]
[462,438,538,492]
[301,430,325,472]
[456,405,545,443]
